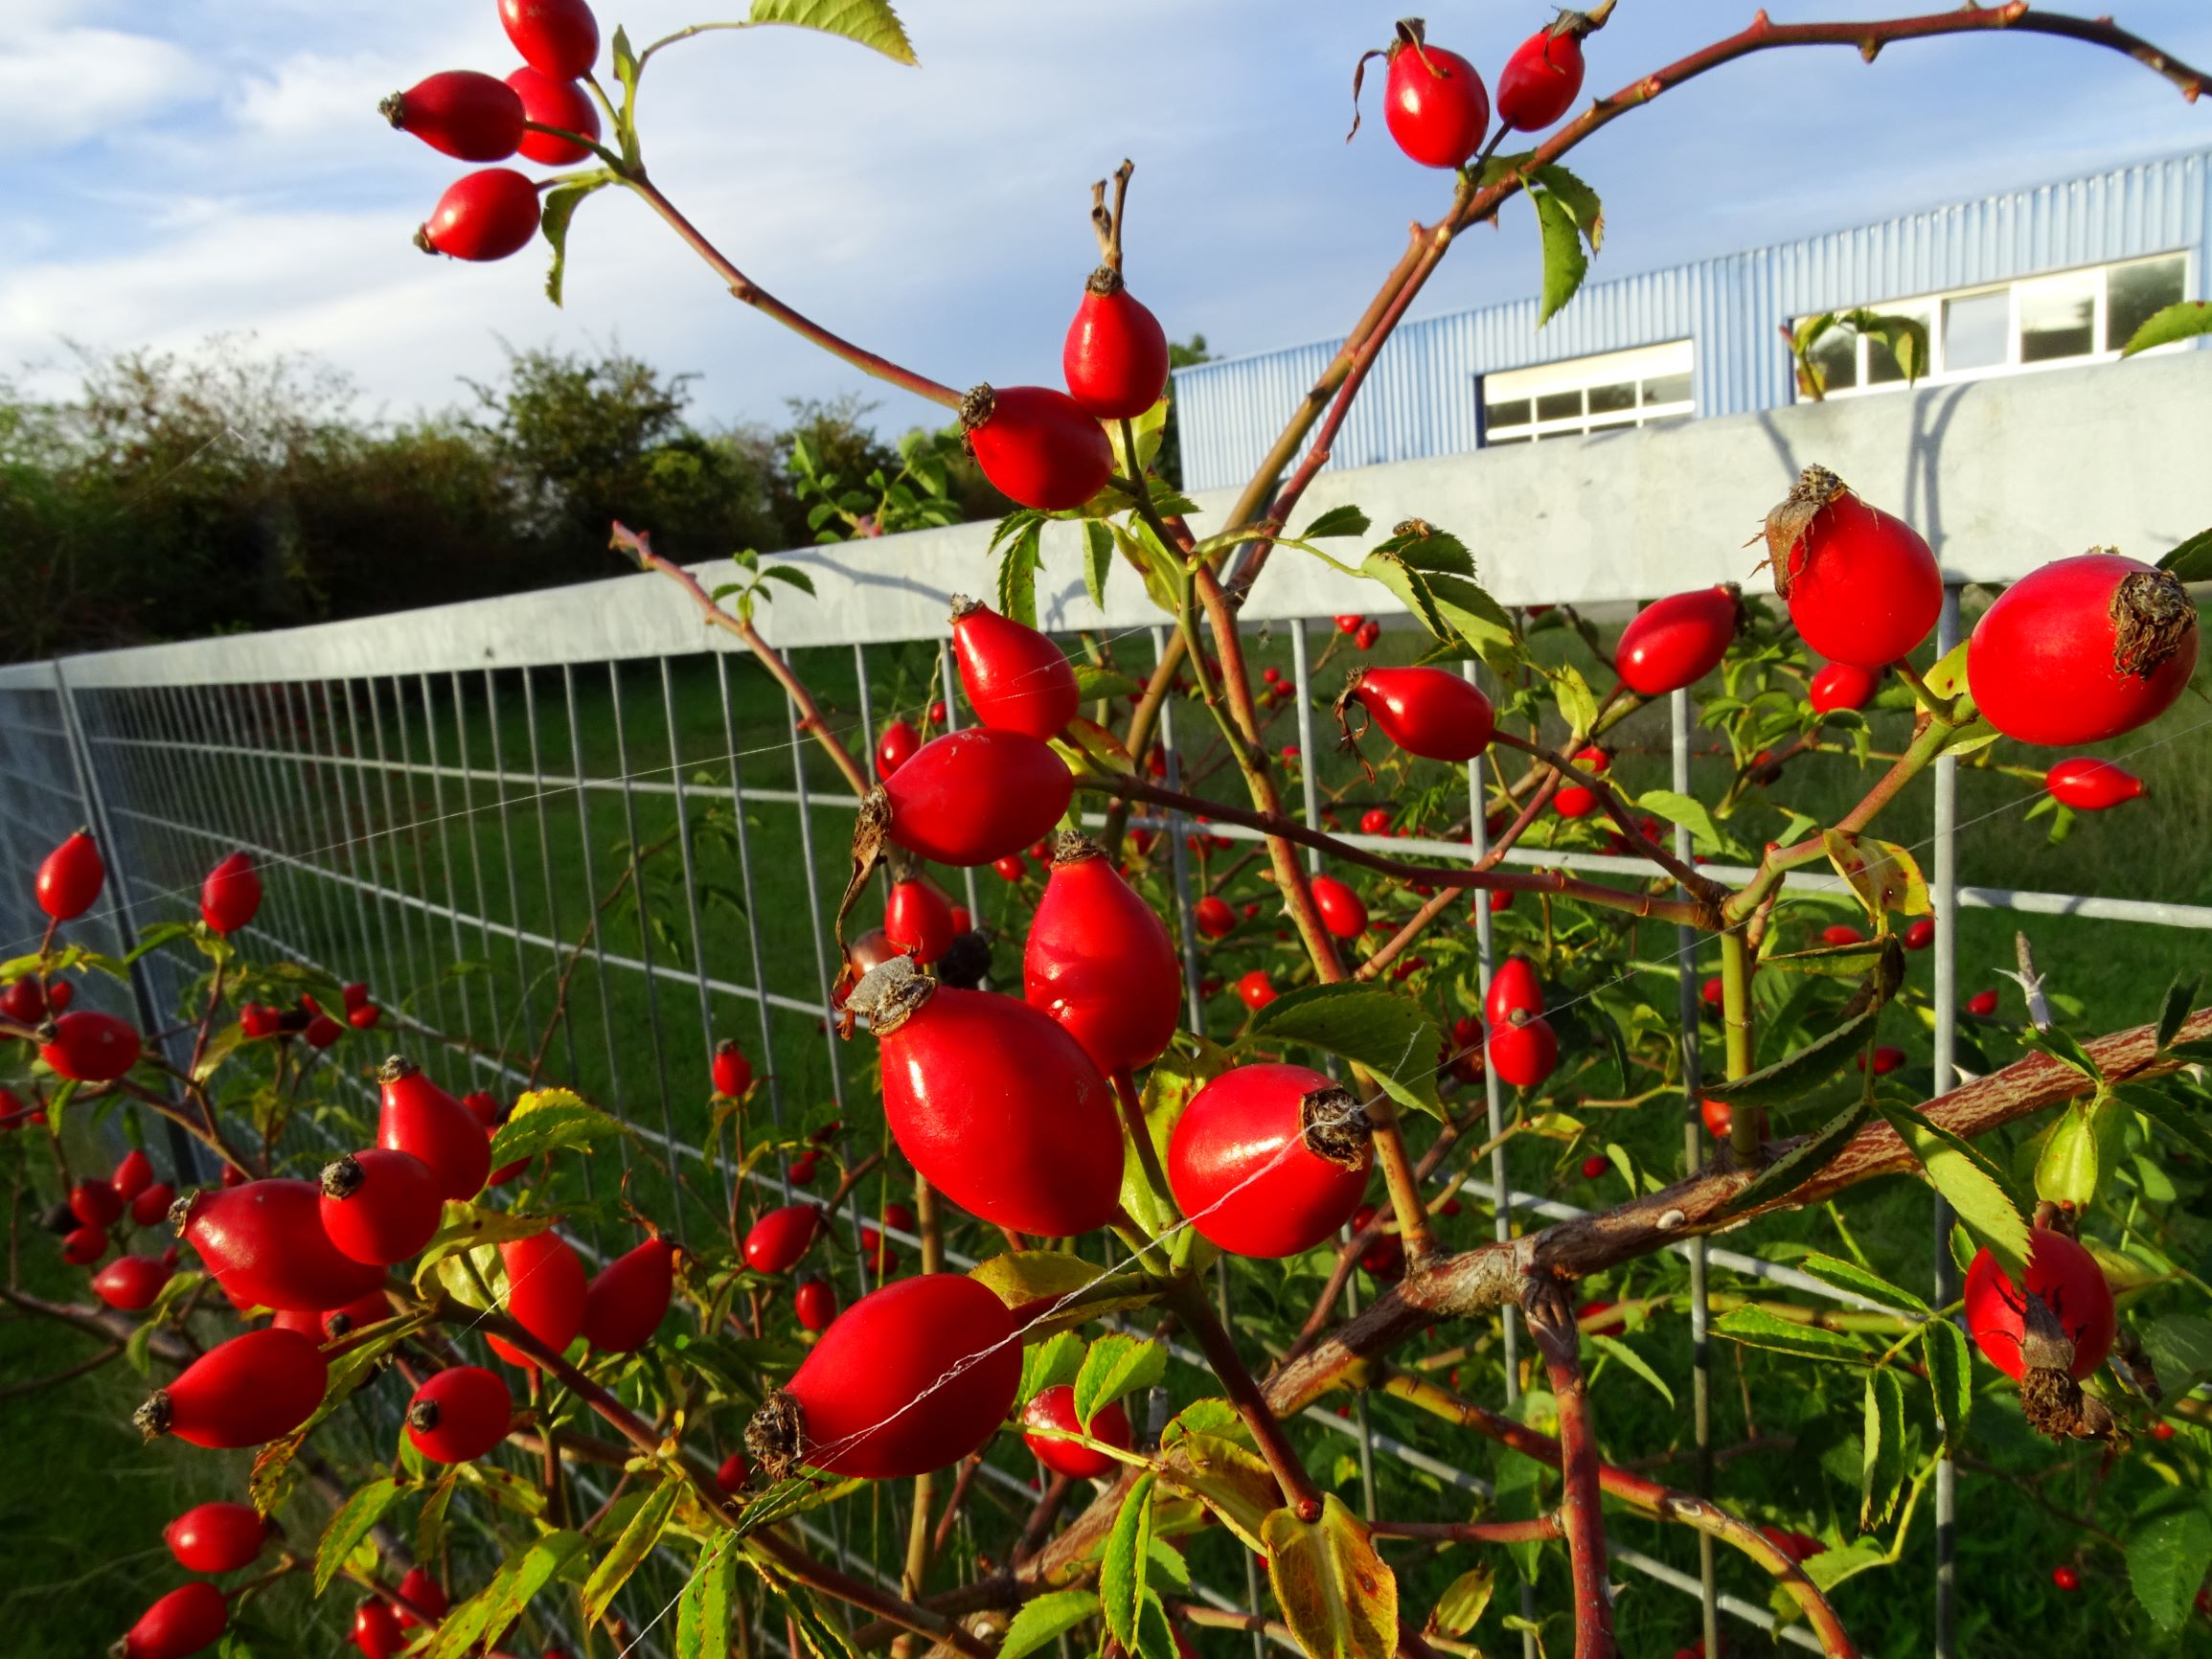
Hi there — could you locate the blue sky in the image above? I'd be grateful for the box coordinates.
[5,0,2209,437]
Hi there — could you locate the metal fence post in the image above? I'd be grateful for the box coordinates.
[1930,586,1962,1659]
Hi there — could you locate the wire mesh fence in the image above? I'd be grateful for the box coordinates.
[4,507,2209,1658]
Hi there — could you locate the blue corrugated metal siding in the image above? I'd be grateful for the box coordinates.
[1175,148,2210,492]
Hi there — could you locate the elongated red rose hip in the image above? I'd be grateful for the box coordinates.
[175,1178,386,1311]
[507,65,601,166]
[199,852,261,936]
[1336,667,1494,761]
[581,1235,674,1353]
[847,958,1124,1237]
[950,598,1080,739]
[165,1500,268,1574]
[36,830,104,920]
[1062,160,1170,420]
[1310,874,1368,940]
[960,384,1111,511]
[1764,467,1942,669]
[136,1328,328,1447]
[500,0,601,80]
[1168,1062,1372,1258]
[744,1204,822,1274]
[1809,660,1880,713]
[1484,955,1543,1029]
[1615,585,1741,695]
[1023,832,1181,1075]
[876,729,1073,867]
[39,1010,141,1081]
[318,1149,444,1266]
[119,1582,229,1659]
[485,1229,586,1370]
[2043,757,2143,809]
[876,717,919,780]
[1496,11,1600,132]
[1968,551,2197,745]
[1490,1011,1560,1088]
[93,1254,172,1310]
[417,170,542,262]
[747,1273,1021,1481]
[377,1057,490,1201]
[381,70,525,161]
[1356,22,1489,169]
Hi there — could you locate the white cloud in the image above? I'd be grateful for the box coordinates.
[0,27,199,151]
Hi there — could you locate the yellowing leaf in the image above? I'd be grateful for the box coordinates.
[1821,830,1929,919]
[1263,1494,1398,1659]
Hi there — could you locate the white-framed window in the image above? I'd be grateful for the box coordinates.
[1797,251,2189,399]
[1478,340,1696,446]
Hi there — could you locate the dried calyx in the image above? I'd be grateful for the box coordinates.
[378,1055,419,1085]
[320,1155,365,1200]
[1300,1085,1374,1170]
[947,594,983,624]
[1761,464,1849,594]
[958,384,996,434]
[407,1398,441,1432]
[1087,158,1135,277]
[2109,565,2196,678]
[1050,830,1105,866]
[132,1390,173,1440]
[1552,0,1617,39]
[744,1390,807,1485]
[844,957,936,1036]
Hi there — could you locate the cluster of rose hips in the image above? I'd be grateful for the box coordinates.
[1355,7,1613,172]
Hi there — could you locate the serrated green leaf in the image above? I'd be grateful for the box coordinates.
[1796,1251,1930,1316]
[1082,520,1114,612]
[2022,1025,2103,1085]
[1859,1367,1908,1533]
[1876,1102,2030,1283]
[2126,1506,2212,1630]
[675,1536,737,1659]
[1531,164,1603,253]
[1016,1329,1088,1408]
[1714,1306,1870,1364]
[1262,1494,1398,1659]
[1531,190,1589,328]
[420,1531,587,1659]
[581,1472,680,1625]
[1637,788,1725,855]
[1302,505,1371,540]
[991,511,1046,628]
[1587,1332,1673,1407]
[2155,527,2212,581]
[762,564,816,597]
[1072,662,1144,703]
[315,1477,401,1594]
[541,171,618,307]
[1099,1474,1155,1650]
[1359,550,1449,641]
[1549,662,1599,739]
[1921,1318,1972,1453]
[1243,981,1443,1118]
[1146,1534,1191,1592]
[1074,1333,1168,1429]
[487,1087,626,1167]
[1425,572,1523,680]
[1705,1005,1878,1109]
[2121,299,2212,357]
[997,1589,1100,1659]
[741,0,916,62]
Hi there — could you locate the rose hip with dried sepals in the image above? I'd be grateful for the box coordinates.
[1764,467,1942,669]
[1968,551,2197,745]
[1353,20,1490,169]
[1062,160,1170,421]
[960,384,1110,512]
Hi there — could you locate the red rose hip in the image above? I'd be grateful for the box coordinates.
[499,0,601,80]
[507,65,601,166]
[165,1500,268,1574]
[1022,1382,1133,1479]
[318,1149,444,1266]
[1809,660,1880,713]
[198,852,261,936]
[36,830,104,920]
[1023,832,1182,1075]
[39,1010,141,1081]
[950,598,1080,740]
[1062,161,1170,420]
[380,71,525,161]
[2043,757,2144,810]
[136,1328,328,1447]
[1963,1229,2114,1381]
[1764,468,1942,669]
[406,1365,513,1463]
[377,1057,490,1200]
[1336,667,1494,761]
[877,728,1073,867]
[961,384,1111,512]
[743,1204,822,1274]
[581,1235,674,1353]
[712,1040,752,1100]
[485,1230,586,1370]
[1616,586,1741,695]
[176,1178,385,1311]
[1367,24,1490,168]
[748,1273,1021,1481]
[1496,15,1591,132]
[119,1582,228,1659]
[1968,552,2197,745]
[1168,1062,1372,1258]
[417,170,542,262]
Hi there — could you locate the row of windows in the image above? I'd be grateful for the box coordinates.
[1472,252,2191,443]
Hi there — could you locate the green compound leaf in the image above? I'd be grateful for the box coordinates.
[1243,981,1443,1119]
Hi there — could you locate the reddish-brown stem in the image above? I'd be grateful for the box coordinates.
[1523,1291,1615,1659]
[1162,1277,1323,1521]
[1493,731,1725,903]
[1386,1371,1862,1658]
[1355,768,1562,985]
[1074,772,1714,929]
[1110,1066,1174,1210]
[623,174,961,410]
[623,534,872,797]
[1371,1514,1564,1545]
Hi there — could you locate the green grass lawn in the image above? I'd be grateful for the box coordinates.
[9,587,2208,1657]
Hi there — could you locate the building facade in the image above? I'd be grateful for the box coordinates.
[1172,148,2208,494]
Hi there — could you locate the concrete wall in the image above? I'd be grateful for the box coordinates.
[10,351,2206,692]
